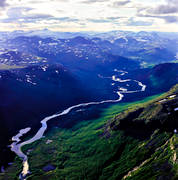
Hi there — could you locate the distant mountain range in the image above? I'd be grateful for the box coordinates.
[0,30,177,173]
[0,30,177,65]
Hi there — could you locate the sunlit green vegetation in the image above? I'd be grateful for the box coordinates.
[1,85,177,180]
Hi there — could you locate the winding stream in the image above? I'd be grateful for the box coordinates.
[10,70,146,180]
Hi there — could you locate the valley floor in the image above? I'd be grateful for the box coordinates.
[0,85,178,180]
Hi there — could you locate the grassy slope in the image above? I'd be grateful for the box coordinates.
[0,86,177,180]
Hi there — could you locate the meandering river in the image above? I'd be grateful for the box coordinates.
[10,70,146,180]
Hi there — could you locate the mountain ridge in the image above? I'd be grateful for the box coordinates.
[1,84,177,180]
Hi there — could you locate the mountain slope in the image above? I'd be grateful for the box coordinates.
[0,64,93,168]
[1,85,177,180]
[125,63,178,94]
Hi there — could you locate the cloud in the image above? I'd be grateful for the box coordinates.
[81,0,108,4]
[26,14,53,20]
[168,0,178,4]
[137,11,178,23]
[56,17,79,22]
[136,0,178,24]
[150,5,178,14]
[163,16,178,23]
[138,0,178,15]
[2,7,53,23]
[107,16,124,20]
[127,17,153,26]
[0,0,178,32]
[87,18,110,23]
[28,0,70,3]
[148,0,178,15]
[112,0,130,7]
[1,7,79,25]
[0,0,8,8]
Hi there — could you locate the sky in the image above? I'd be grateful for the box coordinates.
[0,0,177,32]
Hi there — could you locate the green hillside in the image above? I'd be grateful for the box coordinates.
[1,85,178,180]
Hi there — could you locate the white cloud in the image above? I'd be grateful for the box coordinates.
[112,0,131,7]
[0,0,177,32]
[137,0,178,24]
[0,0,8,8]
